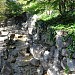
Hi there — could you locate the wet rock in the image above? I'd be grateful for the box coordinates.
[37,66,43,75]
[30,58,40,66]
[67,58,75,71]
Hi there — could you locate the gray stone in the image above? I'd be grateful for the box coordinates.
[41,34,47,43]
[16,56,29,67]
[53,49,59,63]
[43,50,50,62]
[62,49,68,57]
[8,55,16,63]
[11,49,18,57]
[56,31,63,49]
[61,57,67,69]
[47,68,58,75]
[30,58,40,66]
[40,58,48,70]
[56,35,63,49]
[67,58,75,71]
[1,61,13,75]
[50,46,55,59]
[28,14,38,35]
[72,52,75,59]
[1,31,9,36]
[37,66,43,75]
[30,44,45,59]
[0,36,8,42]
[64,37,72,47]
[33,33,38,42]
[47,69,52,75]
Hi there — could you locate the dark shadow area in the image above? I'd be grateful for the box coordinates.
[35,12,75,46]
[0,12,27,29]
[36,13,75,32]
[46,13,75,26]
[14,12,27,29]
[35,19,56,46]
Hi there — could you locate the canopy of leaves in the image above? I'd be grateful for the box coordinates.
[0,0,6,21]
[5,0,23,18]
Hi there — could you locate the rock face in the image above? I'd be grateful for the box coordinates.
[67,58,75,71]
[0,15,75,75]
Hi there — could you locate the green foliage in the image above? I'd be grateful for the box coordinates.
[67,32,75,58]
[62,30,75,59]
[46,27,55,42]
[65,65,69,74]
[5,0,23,17]
[0,0,6,21]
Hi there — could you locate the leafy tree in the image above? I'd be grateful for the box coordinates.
[51,0,75,15]
[0,0,6,21]
[5,0,23,18]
